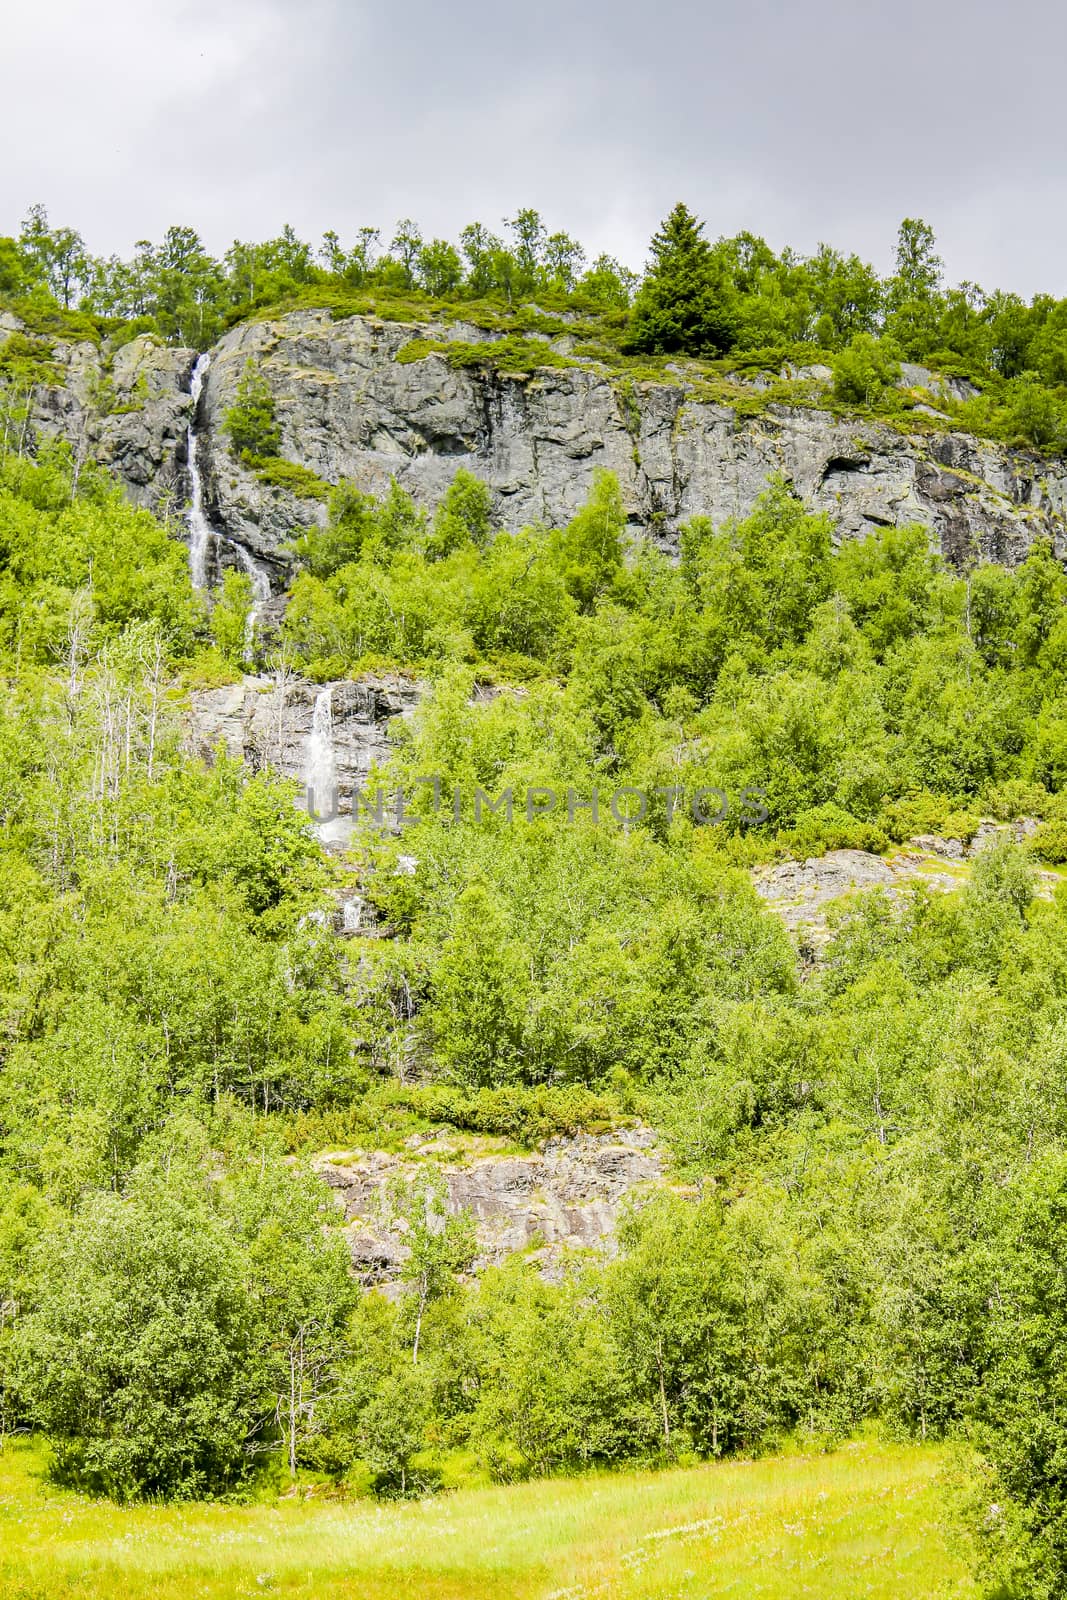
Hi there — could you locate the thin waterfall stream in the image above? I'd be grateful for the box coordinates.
[187,359,349,845]
[233,541,272,661]
[185,352,274,654]
[303,688,337,832]
[186,354,214,590]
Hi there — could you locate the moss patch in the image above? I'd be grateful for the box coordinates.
[252,455,331,501]
[397,332,576,375]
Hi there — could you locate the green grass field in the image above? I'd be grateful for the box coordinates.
[0,1438,975,1600]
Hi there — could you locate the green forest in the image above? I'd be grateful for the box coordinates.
[4,200,1067,1599]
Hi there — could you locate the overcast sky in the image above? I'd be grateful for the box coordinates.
[6,0,1067,297]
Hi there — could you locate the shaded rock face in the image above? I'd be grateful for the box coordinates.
[8,308,1067,572]
[317,1126,666,1289]
[1,316,195,518]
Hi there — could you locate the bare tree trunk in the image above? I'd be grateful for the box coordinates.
[288,1339,299,1478]
[655,1338,671,1454]
[16,386,33,458]
[413,1275,428,1365]
[146,632,165,782]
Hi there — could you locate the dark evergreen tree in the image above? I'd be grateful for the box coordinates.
[625,203,735,356]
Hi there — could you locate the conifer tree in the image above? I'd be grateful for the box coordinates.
[626,203,735,356]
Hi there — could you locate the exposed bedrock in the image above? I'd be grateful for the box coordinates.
[317,1125,667,1288]
[7,307,1067,569]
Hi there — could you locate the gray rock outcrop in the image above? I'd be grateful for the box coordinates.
[752,832,1055,949]
[317,1125,666,1287]
[186,670,422,795]
[752,846,964,947]
[7,307,1067,573]
[2,316,195,517]
[193,310,1067,566]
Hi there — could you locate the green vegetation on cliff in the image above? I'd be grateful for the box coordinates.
[5,200,1067,451]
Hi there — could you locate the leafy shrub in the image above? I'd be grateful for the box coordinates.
[397,334,573,374]
[0,332,60,386]
[832,334,901,405]
[775,804,890,859]
[12,1187,255,1500]
[443,336,573,374]
[279,1084,623,1152]
[1005,373,1067,449]
[983,778,1051,821]
[396,336,446,365]
[253,456,330,501]
[1031,819,1067,863]
[879,790,980,844]
[426,468,494,559]
[971,1153,1067,1600]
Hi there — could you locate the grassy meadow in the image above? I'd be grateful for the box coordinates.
[0,1438,975,1600]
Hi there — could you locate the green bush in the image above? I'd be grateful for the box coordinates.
[279,1084,623,1152]
[1031,819,1067,863]
[446,336,573,374]
[12,1188,255,1500]
[878,791,980,844]
[397,334,573,375]
[1005,372,1067,449]
[775,804,889,859]
[253,455,330,501]
[0,331,60,386]
[983,778,1051,821]
[832,334,901,406]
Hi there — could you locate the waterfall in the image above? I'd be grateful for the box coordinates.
[304,688,337,824]
[231,540,272,661]
[186,353,273,654]
[186,354,214,590]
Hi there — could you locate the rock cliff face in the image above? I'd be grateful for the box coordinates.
[186,671,422,848]
[316,1125,666,1288]
[2,313,194,517]
[7,306,1067,571]
[196,310,1067,567]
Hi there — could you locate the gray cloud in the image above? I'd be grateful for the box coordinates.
[6,0,1067,296]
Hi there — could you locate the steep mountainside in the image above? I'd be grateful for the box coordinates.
[7,307,1067,586]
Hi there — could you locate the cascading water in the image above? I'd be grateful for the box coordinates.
[304,687,337,830]
[186,353,273,655]
[186,354,214,590]
[232,541,272,661]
